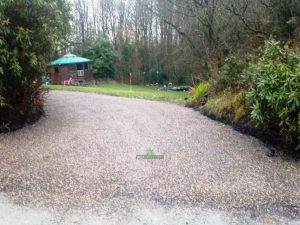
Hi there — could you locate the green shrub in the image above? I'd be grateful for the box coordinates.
[246,40,300,147]
[194,82,208,101]
[210,55,248,93]
[0,0,71,128]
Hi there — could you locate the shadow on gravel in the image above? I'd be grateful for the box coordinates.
[0,107,44,133]
[187,102,299,160]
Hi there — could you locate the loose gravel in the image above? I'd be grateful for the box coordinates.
[0,90,299,224]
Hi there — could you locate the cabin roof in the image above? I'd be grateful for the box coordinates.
[47,54,93,66]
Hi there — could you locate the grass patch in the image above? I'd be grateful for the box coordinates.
[193,82,208,101]
[46,84,191,103]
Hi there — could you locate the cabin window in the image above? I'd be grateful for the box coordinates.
[76,63,83,70]
[77,70,84,76]
[54,67,59,73]
[84,63,88,70]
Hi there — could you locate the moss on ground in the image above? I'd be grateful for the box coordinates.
[203,89,250,125]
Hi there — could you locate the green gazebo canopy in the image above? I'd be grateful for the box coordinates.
[47,54,93,66]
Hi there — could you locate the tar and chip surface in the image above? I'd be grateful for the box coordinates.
[0,91,299,225]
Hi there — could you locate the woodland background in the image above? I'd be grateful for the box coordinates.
[66,0,300,85]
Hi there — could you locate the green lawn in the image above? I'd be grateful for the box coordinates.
[46,84,192,103]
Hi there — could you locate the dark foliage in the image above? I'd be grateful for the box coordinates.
[0,0,71,131]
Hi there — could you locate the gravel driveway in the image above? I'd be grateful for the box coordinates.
[0,90,299,225]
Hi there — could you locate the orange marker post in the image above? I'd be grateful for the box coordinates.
[129,72,132,92]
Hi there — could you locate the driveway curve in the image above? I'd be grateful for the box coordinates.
[0,90,299,225]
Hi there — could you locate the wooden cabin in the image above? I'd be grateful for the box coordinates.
[47,54,93,84]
